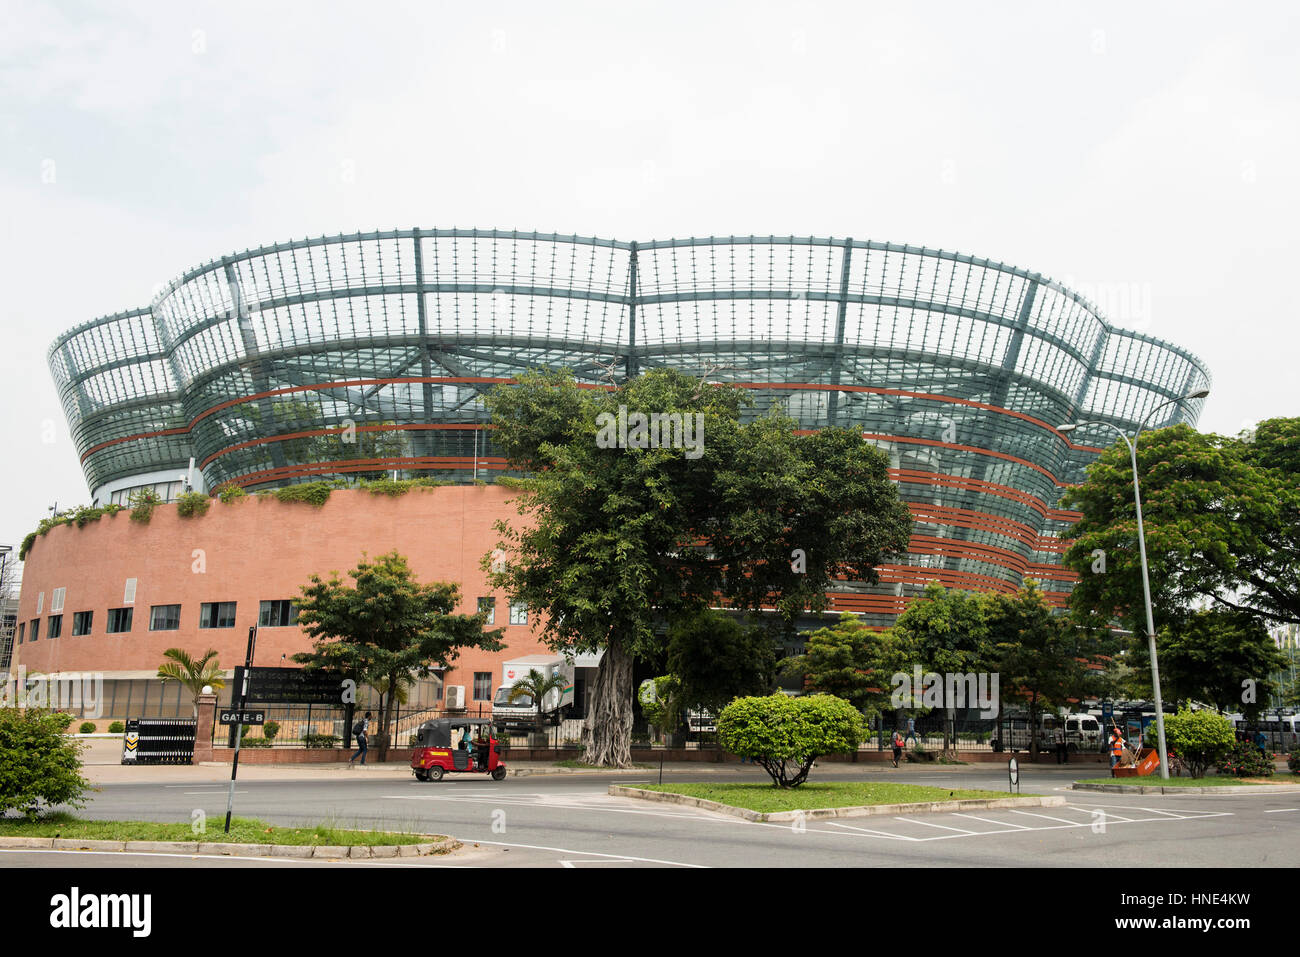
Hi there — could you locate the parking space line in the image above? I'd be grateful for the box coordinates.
[1008,809,1093,825]
[894,817,976,834]
[948,813,1031,830]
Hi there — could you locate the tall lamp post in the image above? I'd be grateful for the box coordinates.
[1058,388,1209,781]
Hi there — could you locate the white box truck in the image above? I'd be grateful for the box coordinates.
[493,655,575,730]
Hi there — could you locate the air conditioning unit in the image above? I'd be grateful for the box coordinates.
[445,685,465,710]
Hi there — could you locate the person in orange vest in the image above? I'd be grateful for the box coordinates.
[1108,726,1126,777]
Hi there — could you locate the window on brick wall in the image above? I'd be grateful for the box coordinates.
[106,607,133,634]
[150,605,181,631]
[47,614,62,639]
[258,600,298,627]
[200,602,237,629]
[477,597,495,625]
[473,672,492,701]
[72,612,92,636]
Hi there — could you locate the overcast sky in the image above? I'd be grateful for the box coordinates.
[2,1,1297,552]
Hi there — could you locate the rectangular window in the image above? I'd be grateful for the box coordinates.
[199,602,237,629]
[106,607,133,634]
[509,601,528,625]
[16,622,23,644]
[477,597,495,625]
[124,578,137,604]
[473,672,493,701]
[36,592,44,615]
[30,619,40,641]
[150,604,181,631]
[51,587,66,613]
[258,600,298,627]
[72,611,92,636]
[47,615,62,639]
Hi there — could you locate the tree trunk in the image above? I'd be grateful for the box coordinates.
[378,680,394,763]
[581,636,634,768]
[1027,692,1038,763]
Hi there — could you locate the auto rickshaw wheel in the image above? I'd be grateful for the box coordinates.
[427,766,444,781]
[491,766,507,781]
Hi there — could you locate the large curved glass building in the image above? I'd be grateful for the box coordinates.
[48,229,1211,625]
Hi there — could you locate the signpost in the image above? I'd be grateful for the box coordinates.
[219,709,266,726]
[1008,756,1020,794]
[224,624,257,834]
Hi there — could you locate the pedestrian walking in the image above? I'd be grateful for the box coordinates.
[891,730,904,768]
[904,715,918,746]
[1054,725,1068,764]
[349,711,372,766]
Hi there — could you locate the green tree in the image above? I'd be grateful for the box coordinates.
[1126,608,1286,715]
[507,668,569,734]
[1162,707,1235,778]
[0,709,90,820]
[1063,422,1300,633]
[638,675,685,740]
[986,582,1099,761]
[891,584,994,750]
[484,368,912,767]
[667,610,777,716]
[156,648,226,717]
[779,613,885,714]
[717,693,865,788]
[293,551,504,761]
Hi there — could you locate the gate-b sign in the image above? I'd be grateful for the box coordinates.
[219,709,266,726]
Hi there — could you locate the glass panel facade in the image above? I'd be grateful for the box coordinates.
[48,231,1212,628]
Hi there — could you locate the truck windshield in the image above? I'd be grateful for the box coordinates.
[495,688,532,708]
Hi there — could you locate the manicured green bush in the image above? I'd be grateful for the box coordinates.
[239,736,271,748]
[1162,708,1235,778]
[77,722,96,734]
[303,733,340,749]
[1218,742,1273,777]
[262,720,280,741]
[108,721,125,734]
[175,490,211,518]
[0,709,91,820]
[1289,751,1299,774]
[717,693,865,788]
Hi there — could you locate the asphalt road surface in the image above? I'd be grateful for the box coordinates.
[7,764,1298,867]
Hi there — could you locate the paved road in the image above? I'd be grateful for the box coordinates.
[10,763,1297,867]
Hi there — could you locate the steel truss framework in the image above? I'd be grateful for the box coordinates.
[49,230,1211,626]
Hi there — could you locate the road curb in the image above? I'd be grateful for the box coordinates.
[0,835,460,858]
[509,766,654,777]
[1071,782,1300,795]
[608,785,1065,821]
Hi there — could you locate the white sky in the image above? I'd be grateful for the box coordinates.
[2,1,1298,551]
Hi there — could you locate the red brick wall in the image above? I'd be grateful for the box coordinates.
[13,486,547,700]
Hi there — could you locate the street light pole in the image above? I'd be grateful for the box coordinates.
[1059,388,1208,781]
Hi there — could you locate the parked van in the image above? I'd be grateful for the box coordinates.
[992,711,1102,753]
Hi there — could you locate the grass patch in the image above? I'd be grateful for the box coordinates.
[555,759,655,769]
[0,813,445,846]
[1076,774,1298,787]
[627,781,1038,812]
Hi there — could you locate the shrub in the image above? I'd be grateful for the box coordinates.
[239,736,272,748]
[216,483,247,504]
[262,720,280,741]
[718,693,865,788]
[175,490,211,518]
[1218,742,1274,778]
[0,708,91,820]
[77,722,96,734]
[303,733,340,749]
[108,721,125,734]
[1289,751,1300,774]
[906,743,936,763]
[128,487,163,523]
[19,531,37,560]
[267,482,334,507]
[1162,708,1235,778]
[66,505,107,528]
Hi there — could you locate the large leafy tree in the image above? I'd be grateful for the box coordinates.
[890,584,994,750]
[484,368,913,767]
[1125,608,1286,715]
[986,582,1101,761]
[666,610,778,717]
[293,551,504,761]
[779,613,903,717]
[1062,421,1300,633]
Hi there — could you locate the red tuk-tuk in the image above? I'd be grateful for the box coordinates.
[410,717,507,781]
